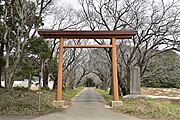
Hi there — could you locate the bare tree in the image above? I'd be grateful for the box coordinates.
[62,40,89,89]
[87,49,111,89]
[79,0,180,95]
[44,1,89,89]
[117,0,180,93]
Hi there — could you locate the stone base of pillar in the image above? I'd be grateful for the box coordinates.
[52,100,65,108]
[110,101,123,108]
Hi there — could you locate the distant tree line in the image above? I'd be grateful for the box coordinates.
[0,0,180,96]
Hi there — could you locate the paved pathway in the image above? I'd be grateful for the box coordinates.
[31,88,141,120]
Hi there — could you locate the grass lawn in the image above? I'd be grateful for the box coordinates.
[95,88,180,120]
[0,87,84,115]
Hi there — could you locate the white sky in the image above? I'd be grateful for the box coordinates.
[44,0,176,29]
[55,0,81,9]
[60,0,178,7]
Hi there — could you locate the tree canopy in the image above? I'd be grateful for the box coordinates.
[0,0,180,94]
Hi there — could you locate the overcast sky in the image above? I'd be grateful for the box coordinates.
[56,0,81,9]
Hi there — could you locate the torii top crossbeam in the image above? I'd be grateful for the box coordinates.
[38,30,137,39]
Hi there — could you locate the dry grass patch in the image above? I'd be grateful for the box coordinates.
[0,88,57,115]
[119,99,180,120]
[0,87,84,115]
[95,88,180,120]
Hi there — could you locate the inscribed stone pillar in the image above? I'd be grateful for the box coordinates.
[130,66,141,94]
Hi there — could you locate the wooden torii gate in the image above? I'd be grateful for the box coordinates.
[38,30,137,107]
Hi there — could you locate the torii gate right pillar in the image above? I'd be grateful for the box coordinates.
[111,37,123,108]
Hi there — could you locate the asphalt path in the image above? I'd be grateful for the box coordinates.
[31,87,141,120]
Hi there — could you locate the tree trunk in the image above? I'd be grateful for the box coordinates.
[5,73,14,90]
[0,41,4,88]
[0,75,2,88]
[126,65,131,94]
[117,71,129,96]
[4,42,10,90]
[43,60,49,89]
[109,82,113,95]
[28,74,32,92]
[53,76,57,90]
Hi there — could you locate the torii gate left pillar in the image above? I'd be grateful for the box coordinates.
[38,30,138,108]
